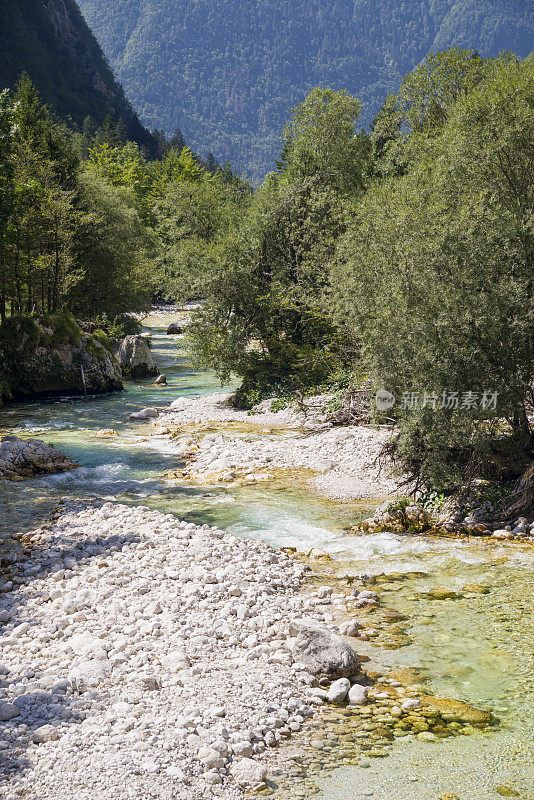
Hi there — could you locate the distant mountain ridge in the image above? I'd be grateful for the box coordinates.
[0,0,156,154]
[77,0,534,180]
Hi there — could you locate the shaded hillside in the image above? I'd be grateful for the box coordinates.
[78,0,534,179]
[0,0,156,154]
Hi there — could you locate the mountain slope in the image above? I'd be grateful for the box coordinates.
[77,0,534,179]
[0,0,155,154]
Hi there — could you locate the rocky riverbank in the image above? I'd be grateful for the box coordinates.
[0,502,342,799]
[155,393,399,501]
[0,503,497,800]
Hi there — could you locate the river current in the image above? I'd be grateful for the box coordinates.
[0,313,532,800]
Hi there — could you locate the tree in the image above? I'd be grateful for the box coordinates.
[336,56,534,491]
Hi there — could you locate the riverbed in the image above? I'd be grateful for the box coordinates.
[1,313,532,800]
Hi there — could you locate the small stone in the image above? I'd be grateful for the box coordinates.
[32,724,59,743]
[425,588,461,600]
[492,530,512,540]
[348,684,368,705]
[316,586,333,598]
[338,620,362,637]
[495,787,521,797]
[129,407,159,420]
[401,699,420,711]
[232,741,253,758]
[326,678,351,703]
[416,731,437,742]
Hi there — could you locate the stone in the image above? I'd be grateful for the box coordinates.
[154,374,167,385]
[0,436,77,481]
[425,588,461,600]
[356,590,379,602]
[0,702,20,721]
[197,746,224,769]
[95,429,119,438]
[290,619,359,679]
[129,407,159,420]
[338,620,362,637]
[401,699,420,711]
[230,757,267,788]
[417,731,437,741]
[326,678,350,703]
[0,316,123,402]
[495,787,521,797]
[423,698,491,724]
[166,323,184,335]
[493,530,512,540]
[232,741,253,758]
[347,684,368,705]
[32,724,59,743]
[387,668,427,686]
[114,335,159,379]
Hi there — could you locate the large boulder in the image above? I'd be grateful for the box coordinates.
[166,322,184,335]
[0,315,123,403]
[113,335,159,379]
[0,436,77,481]
[290,618,360,679]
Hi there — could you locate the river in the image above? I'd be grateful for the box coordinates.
[1,313,532,800]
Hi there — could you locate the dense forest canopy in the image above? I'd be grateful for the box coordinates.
[77,0,534,179]
[0,0,156,155]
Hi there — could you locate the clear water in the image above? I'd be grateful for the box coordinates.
[1,313,532,799]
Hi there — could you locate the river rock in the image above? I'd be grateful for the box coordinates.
[423,697,491,724]
[290,618,359,679]
[348,683,368,705]
[326,677,351,703]
[154,374,167,385]
[230,757,267,788]
[113,335,159,379]
[0,436,77,481]
[338,620,362,637]
[32,724,59,743]
[425,588,461,600]
[0,314,123,403]
[129,407,159,420]
[166,323,184,335]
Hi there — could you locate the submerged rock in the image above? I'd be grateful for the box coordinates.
[113,335,159,379]
[290,618,359,679]
[423,697,492,724]
[0,436,77,481]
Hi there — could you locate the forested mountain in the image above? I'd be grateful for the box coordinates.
[77,0,534,179]
[0,0,156,155]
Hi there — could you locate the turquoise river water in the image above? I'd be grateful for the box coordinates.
[0,314,532,800]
